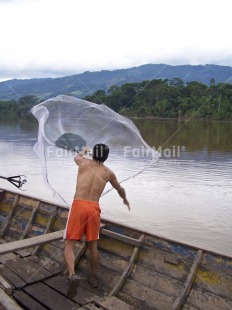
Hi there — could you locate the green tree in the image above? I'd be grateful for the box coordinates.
[210,78,216,86]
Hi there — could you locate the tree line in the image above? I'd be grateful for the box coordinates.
[85,78,232,120]
[0,95,39,117]
[0,78,232,120]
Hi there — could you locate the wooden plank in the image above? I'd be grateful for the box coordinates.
[45,274,100,306]
[101,222,141,240]
[172,250,203,310]
[4,257,52,284]
[99,250,128,273]
[52,208,69,231]
[0,288,22,310]
[4,227,22,241]
[46,239,64,249]
[137,246,190,282]
[164,254,179,265]
[100,229,143,247]
[0,230,64,255]
[32,209,56,229]
[195,265,232,301]
[144,235,197,261]
[39,243,64,264]
[122,278,175,310]
[78,256,121,288]
[202,252,232,278]
[24,282,79,310]
[21,257,53,277]
[130,264,183,297]
[0,266,25,289]
[13,290,48,310]
[186,287,232,310]
[0,202,13,219]
[98,236,134,260]
[0,195,19,238]
[16,248,34,258]
[31,207,58,256]
[8,205,33,231]
[28,255,63,275]
[109,234,145,297]
[0,273,12,295]
[77,257,120,296]
[0,252,17,264]
[94,296,134,310]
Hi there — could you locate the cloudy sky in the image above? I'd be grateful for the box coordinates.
[0,0,231,81]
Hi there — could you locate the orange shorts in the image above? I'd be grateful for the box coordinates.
[64,200,101,241]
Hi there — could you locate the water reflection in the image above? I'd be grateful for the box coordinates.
[0,115,38,143]
[133,118,232,157]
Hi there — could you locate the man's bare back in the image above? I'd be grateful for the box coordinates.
[64,144,130,295]
[74,146,130,209]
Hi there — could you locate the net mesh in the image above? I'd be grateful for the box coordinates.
[31,95,159,204]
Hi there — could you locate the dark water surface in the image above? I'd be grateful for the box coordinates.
[0,116,232,256]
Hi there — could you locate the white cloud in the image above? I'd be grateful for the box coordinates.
[0,0,231,81]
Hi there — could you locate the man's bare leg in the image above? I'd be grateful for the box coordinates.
[88,240,99,287]
[64,240,76,278]
[64,240,80,298]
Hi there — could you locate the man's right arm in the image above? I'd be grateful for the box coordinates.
[74,146,90,166]
[109,172,130,210]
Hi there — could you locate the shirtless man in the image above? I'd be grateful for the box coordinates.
[64,144,130,298]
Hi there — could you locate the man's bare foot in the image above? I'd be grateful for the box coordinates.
[88,276,98,288]
[67,274,79,299]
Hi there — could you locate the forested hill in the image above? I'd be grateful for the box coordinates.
[0,64,232,100]
[1,79,231,120]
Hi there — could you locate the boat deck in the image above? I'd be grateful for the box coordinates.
[0,251,134,309]
[0,190,232,310]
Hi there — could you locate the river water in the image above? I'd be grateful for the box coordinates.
[0,116,232,256]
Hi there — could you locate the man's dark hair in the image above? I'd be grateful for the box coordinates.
[92,144,109,163]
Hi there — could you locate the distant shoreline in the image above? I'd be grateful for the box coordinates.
[127,115,232,123]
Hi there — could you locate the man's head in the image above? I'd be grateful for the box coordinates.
[92,144,109,163]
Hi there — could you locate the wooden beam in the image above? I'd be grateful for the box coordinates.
[0,274,12,295]
[172,250,203,310]
[20,202,41,240]
[0,230,64,255]
[101,229,143,247]
[108,234,145,297]
[0,288,22,310]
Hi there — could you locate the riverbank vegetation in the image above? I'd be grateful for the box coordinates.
[85,78,232,120]
[0,95,39,117]
[0,79,231,120]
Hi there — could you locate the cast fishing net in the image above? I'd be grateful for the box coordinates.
[31,95,159,204]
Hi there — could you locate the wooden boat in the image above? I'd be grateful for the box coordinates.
[0,188,231,310]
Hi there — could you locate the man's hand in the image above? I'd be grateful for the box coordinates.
[74,146,90,165]
[123,198,130,211]
[82,146,90,154]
